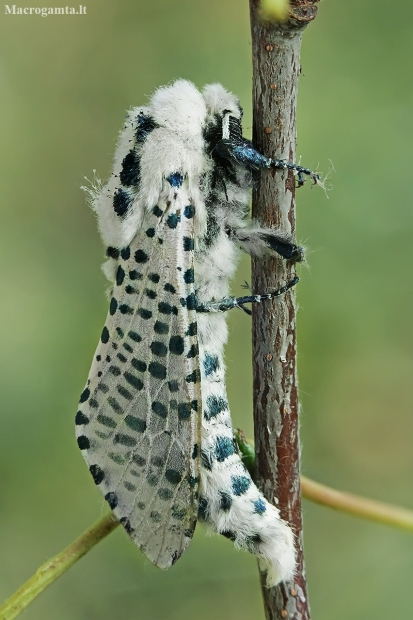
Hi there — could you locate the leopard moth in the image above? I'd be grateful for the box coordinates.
[76,79,315,586]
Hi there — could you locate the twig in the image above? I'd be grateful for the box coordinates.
[235,430,413,532]
[0,514,118,620]
[249,1,319,617]
[3,462,413,620]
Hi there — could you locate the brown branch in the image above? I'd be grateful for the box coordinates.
[249,1,319,619]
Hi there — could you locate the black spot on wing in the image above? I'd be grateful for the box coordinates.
[120,150,140,187]
[113,188,132,218]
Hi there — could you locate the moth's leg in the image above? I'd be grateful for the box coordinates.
[215,138,319,186]
[226,226,304,262]
[196,277,299,314]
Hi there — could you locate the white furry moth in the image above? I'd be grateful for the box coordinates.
[76,80,314,586]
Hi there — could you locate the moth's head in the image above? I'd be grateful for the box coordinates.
[150,79,207,136]
[202,83,243,141]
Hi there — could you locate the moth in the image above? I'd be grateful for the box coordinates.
[76,80,316,586]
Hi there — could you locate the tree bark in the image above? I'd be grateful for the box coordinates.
[249,1,318,619]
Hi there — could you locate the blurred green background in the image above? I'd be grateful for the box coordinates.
[1,1,413,618]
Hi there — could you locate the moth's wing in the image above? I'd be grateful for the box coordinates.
[76,186,202,569]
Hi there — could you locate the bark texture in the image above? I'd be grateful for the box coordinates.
[249,1,318,619]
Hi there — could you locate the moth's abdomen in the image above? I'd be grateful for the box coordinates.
[197,314,296,587]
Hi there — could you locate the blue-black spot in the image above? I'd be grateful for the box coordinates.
[183,236,194,251]
[113,188,131,218]
[96,354,101,361]
[120,517,134,534]
[171,505,186,520]
[109,298,118,315]
[125,415,146,433]
[120,246,131,261]
[186,322,197,336]
[97,414,116,428]
[167,213,180,229]
[128,331,142,342]
[168,380,179,392]
[192,444,198,459]
[191,400,198,411]
[145,288,157,300]
[131,358,147,372]
[105,492,118,509]
[203,354,219,376]
[158,301,178,315]
[253,498,267,515]
[124,372,144,391]
[149,362,167,380]
[184,205,195,219]
[198,496,209,520]
[150,510,161,522]
[75,410,89,425]
[135,249,149,264]
[79,387,90,403]
[117,385,133,400]
[114,433,137,447]
[137,308,152,320]
[133,454,146,467]
[148,273,160,283]
[169,335,184,356]
[146,227,155,238]
[158,488,173,501]
[77,435,90,450]
[183,268,194,284]
[116,265,125,286]
[219,492,232,511]
[125,285,135,294]
[185,369,200,384]
[164,283,176,294]
[123,342,133,353]
[129,270,142,280]
[231,475,251,496]
[106,246,120,259]
[119,304,133,315]
[166,172,183,187]
[154,320,169,335]
[97,383,109,393]
[101,326,109,344]
[150,341,167,357]
[116,327,124,338]
[89,464,104,484]
[109,366,121,376]
[186,344,198,358]
[108,396,122,414]
[165,469,182,485]
[178,402,191,420]
[89,399,99,409]
[120,150,140,187]
[135,114,157,142]
[215,436,235,462]
[204,395,228,420]
[152,205,163,217]
[180,293,196,310]
[151,400,168,419]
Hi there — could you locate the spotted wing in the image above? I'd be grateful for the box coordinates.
[76,191,201,569]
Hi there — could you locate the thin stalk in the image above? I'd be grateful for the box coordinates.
[0,514,118,620]
[249,2,319,618]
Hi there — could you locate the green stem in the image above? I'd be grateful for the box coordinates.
[235,430,413,532]
[2,437,413,620]
[0,513,118,620]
